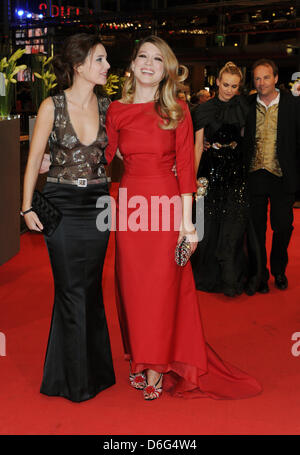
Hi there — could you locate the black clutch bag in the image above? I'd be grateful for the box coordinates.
[32,190,62,236]
[175,236,192,267]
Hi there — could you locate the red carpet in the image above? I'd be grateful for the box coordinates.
[1,184,300,435]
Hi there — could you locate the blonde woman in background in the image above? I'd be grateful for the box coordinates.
[191,62,261,297]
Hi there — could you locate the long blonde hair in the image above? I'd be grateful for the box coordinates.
[218,61,243,83]
[122,35,188,130]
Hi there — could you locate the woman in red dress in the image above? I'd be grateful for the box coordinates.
[105,36,262,401]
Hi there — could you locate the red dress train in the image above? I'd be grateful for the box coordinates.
[105,99,262,399]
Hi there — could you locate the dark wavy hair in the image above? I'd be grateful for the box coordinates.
[52,33,103,89]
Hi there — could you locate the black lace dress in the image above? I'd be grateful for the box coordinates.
[191,95,261,296]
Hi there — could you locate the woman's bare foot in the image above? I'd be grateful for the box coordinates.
[144,369,163,400]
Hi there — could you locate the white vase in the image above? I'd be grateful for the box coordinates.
[29,115,36,143]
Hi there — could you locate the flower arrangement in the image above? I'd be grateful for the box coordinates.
[0,48,27,117]
[101,73,126,99]
[290,78,300,97]
[103,74,121,96]
[31,55,57,111]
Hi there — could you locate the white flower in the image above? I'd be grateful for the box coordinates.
[291,80,300,97]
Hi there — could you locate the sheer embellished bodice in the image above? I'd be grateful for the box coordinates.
[207,123,243,179]
[192,97,249,220]
[204,123,249,220]
[48,92,109,180]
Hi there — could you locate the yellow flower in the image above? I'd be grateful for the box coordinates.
[0,48,27,116]
[103,74,122,96]
[8,48,26,63]
[0,57,9,72]
[11,65,27,78]
[43,56,53,66]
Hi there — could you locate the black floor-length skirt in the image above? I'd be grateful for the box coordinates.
[40,182,115,402]
[191,194,261,296]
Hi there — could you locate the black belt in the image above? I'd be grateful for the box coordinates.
[47,176,111,187]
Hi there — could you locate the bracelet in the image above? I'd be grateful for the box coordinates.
[20,207,33,216]
[184,228,196,235]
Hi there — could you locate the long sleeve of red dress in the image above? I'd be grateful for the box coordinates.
[105,102,119,165]
[175,100,197,194]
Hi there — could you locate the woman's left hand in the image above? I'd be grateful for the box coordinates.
[177,225,198,254]
[39,153,51,174]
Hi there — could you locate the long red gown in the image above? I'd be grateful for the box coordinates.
[105,99,262,399]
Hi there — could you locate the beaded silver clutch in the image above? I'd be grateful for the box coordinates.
[175,236,192,267]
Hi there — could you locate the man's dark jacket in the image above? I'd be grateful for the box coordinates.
[243,90,300,193]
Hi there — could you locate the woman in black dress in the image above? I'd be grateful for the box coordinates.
[191,62,260,297]
[22,34,115,402]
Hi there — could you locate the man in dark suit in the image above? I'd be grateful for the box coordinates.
[244,59,300,293]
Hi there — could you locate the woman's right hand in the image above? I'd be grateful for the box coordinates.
[203,139,211,151]
[24,211,44,232]
[22,99,54,230]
